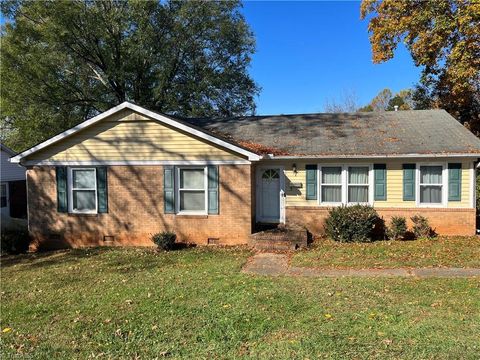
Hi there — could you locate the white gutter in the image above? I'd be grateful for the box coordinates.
[266,153,480,160]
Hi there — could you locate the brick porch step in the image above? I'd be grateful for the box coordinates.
[249,225,309,251]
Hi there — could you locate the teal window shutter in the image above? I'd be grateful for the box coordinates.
[96,167,108,213]
[403,164,416,201]
[208,166,219,214]
[305,165,317,200]
[56,166,68,213]
[164,166,175,213]
[448,163,462,201]
[374,164,387,201]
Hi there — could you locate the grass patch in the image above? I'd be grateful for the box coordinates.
[292,236,480,269]
[1,247,480,359]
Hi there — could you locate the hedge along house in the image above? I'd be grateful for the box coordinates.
[10,102,480,249]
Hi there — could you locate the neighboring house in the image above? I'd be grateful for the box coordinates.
[1,143,27,225]
[10,102,480,249]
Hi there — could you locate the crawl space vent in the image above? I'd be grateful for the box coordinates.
[207,238,220,245]
[103,235,115,243]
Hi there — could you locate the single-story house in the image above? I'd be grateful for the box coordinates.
[10,102,480,249]
[1,143,27,227]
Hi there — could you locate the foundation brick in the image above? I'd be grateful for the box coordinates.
[286,206,476,236]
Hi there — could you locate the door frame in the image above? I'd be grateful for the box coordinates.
[255,165,285,224]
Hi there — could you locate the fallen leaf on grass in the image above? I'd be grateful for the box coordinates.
[382,339,393,345]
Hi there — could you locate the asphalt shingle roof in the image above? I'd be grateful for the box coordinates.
[186,110,480,156]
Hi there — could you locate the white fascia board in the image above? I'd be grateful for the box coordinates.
[22,159,251,166]
[10,102,131,163]
[10,102,261,163]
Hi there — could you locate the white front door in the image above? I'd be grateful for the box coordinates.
[257,167,284,223]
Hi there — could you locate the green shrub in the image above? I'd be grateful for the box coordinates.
[410,215,433,238]
[324,205,379,243]
[151,231,176,250]
[1,228,31,254]
[387,216,407,240]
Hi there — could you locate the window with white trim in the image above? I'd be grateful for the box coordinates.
[177,167,207,213]
[347,166,370,203]
[318,165,371,205]
[320,166,342,203]
[1,183,7,208]
[419,165,443,204]
[69,168,97,213]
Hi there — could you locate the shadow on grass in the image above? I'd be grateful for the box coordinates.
[0,247,109,269]
[1,243,197,272]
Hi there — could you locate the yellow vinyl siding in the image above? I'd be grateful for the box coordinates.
[284,162,317,206]
[374,161,410,208]
[281,159,473,209]
[26,110,245,162]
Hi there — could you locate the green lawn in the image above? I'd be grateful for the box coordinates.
[292,236,480,269]
[1,247,480,359]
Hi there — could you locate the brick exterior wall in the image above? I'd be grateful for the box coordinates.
[27,165,253,249]
[286,206,476,236]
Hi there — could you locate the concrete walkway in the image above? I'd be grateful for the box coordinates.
[241,253,480,278]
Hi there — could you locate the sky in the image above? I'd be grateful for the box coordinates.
[0,1,422,116]
[241,1,421,114]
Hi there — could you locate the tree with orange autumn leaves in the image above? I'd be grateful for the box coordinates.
[361,0,480,134]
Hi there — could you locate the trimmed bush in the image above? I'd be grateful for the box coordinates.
[324,205,379,243]
[411,215,433,238]
[151,231,176,251]
[1,228,31,254]
[387,216,407,240]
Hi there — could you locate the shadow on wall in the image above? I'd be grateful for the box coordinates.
[27,125,252,250]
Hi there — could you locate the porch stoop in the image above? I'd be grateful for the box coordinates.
[249,225,309,251]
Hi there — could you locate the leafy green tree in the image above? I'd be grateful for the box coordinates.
[1,0,259,150]
[361,0,480,133]
[359,88,412,112]
[387,89,413,111]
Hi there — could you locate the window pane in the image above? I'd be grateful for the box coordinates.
[348,167,369,184]
[73,169,96,189]
[1,184,6,197]
[322,167,341,184]
[262,169,279,179]
[73,190,96,211]
[180,191,205,211]
[420,186,442,203]
[348,186,368,203]
[322,185,341,202]
[420,166,442,184]
[180,169,204,189]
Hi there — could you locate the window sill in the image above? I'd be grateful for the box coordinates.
[67,212,99,217]
[175,214,208,219]
[417,203,445,208]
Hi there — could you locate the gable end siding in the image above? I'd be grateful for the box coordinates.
[25,110,247,162]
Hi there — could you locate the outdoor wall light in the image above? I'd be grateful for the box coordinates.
[292,163,297,175]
